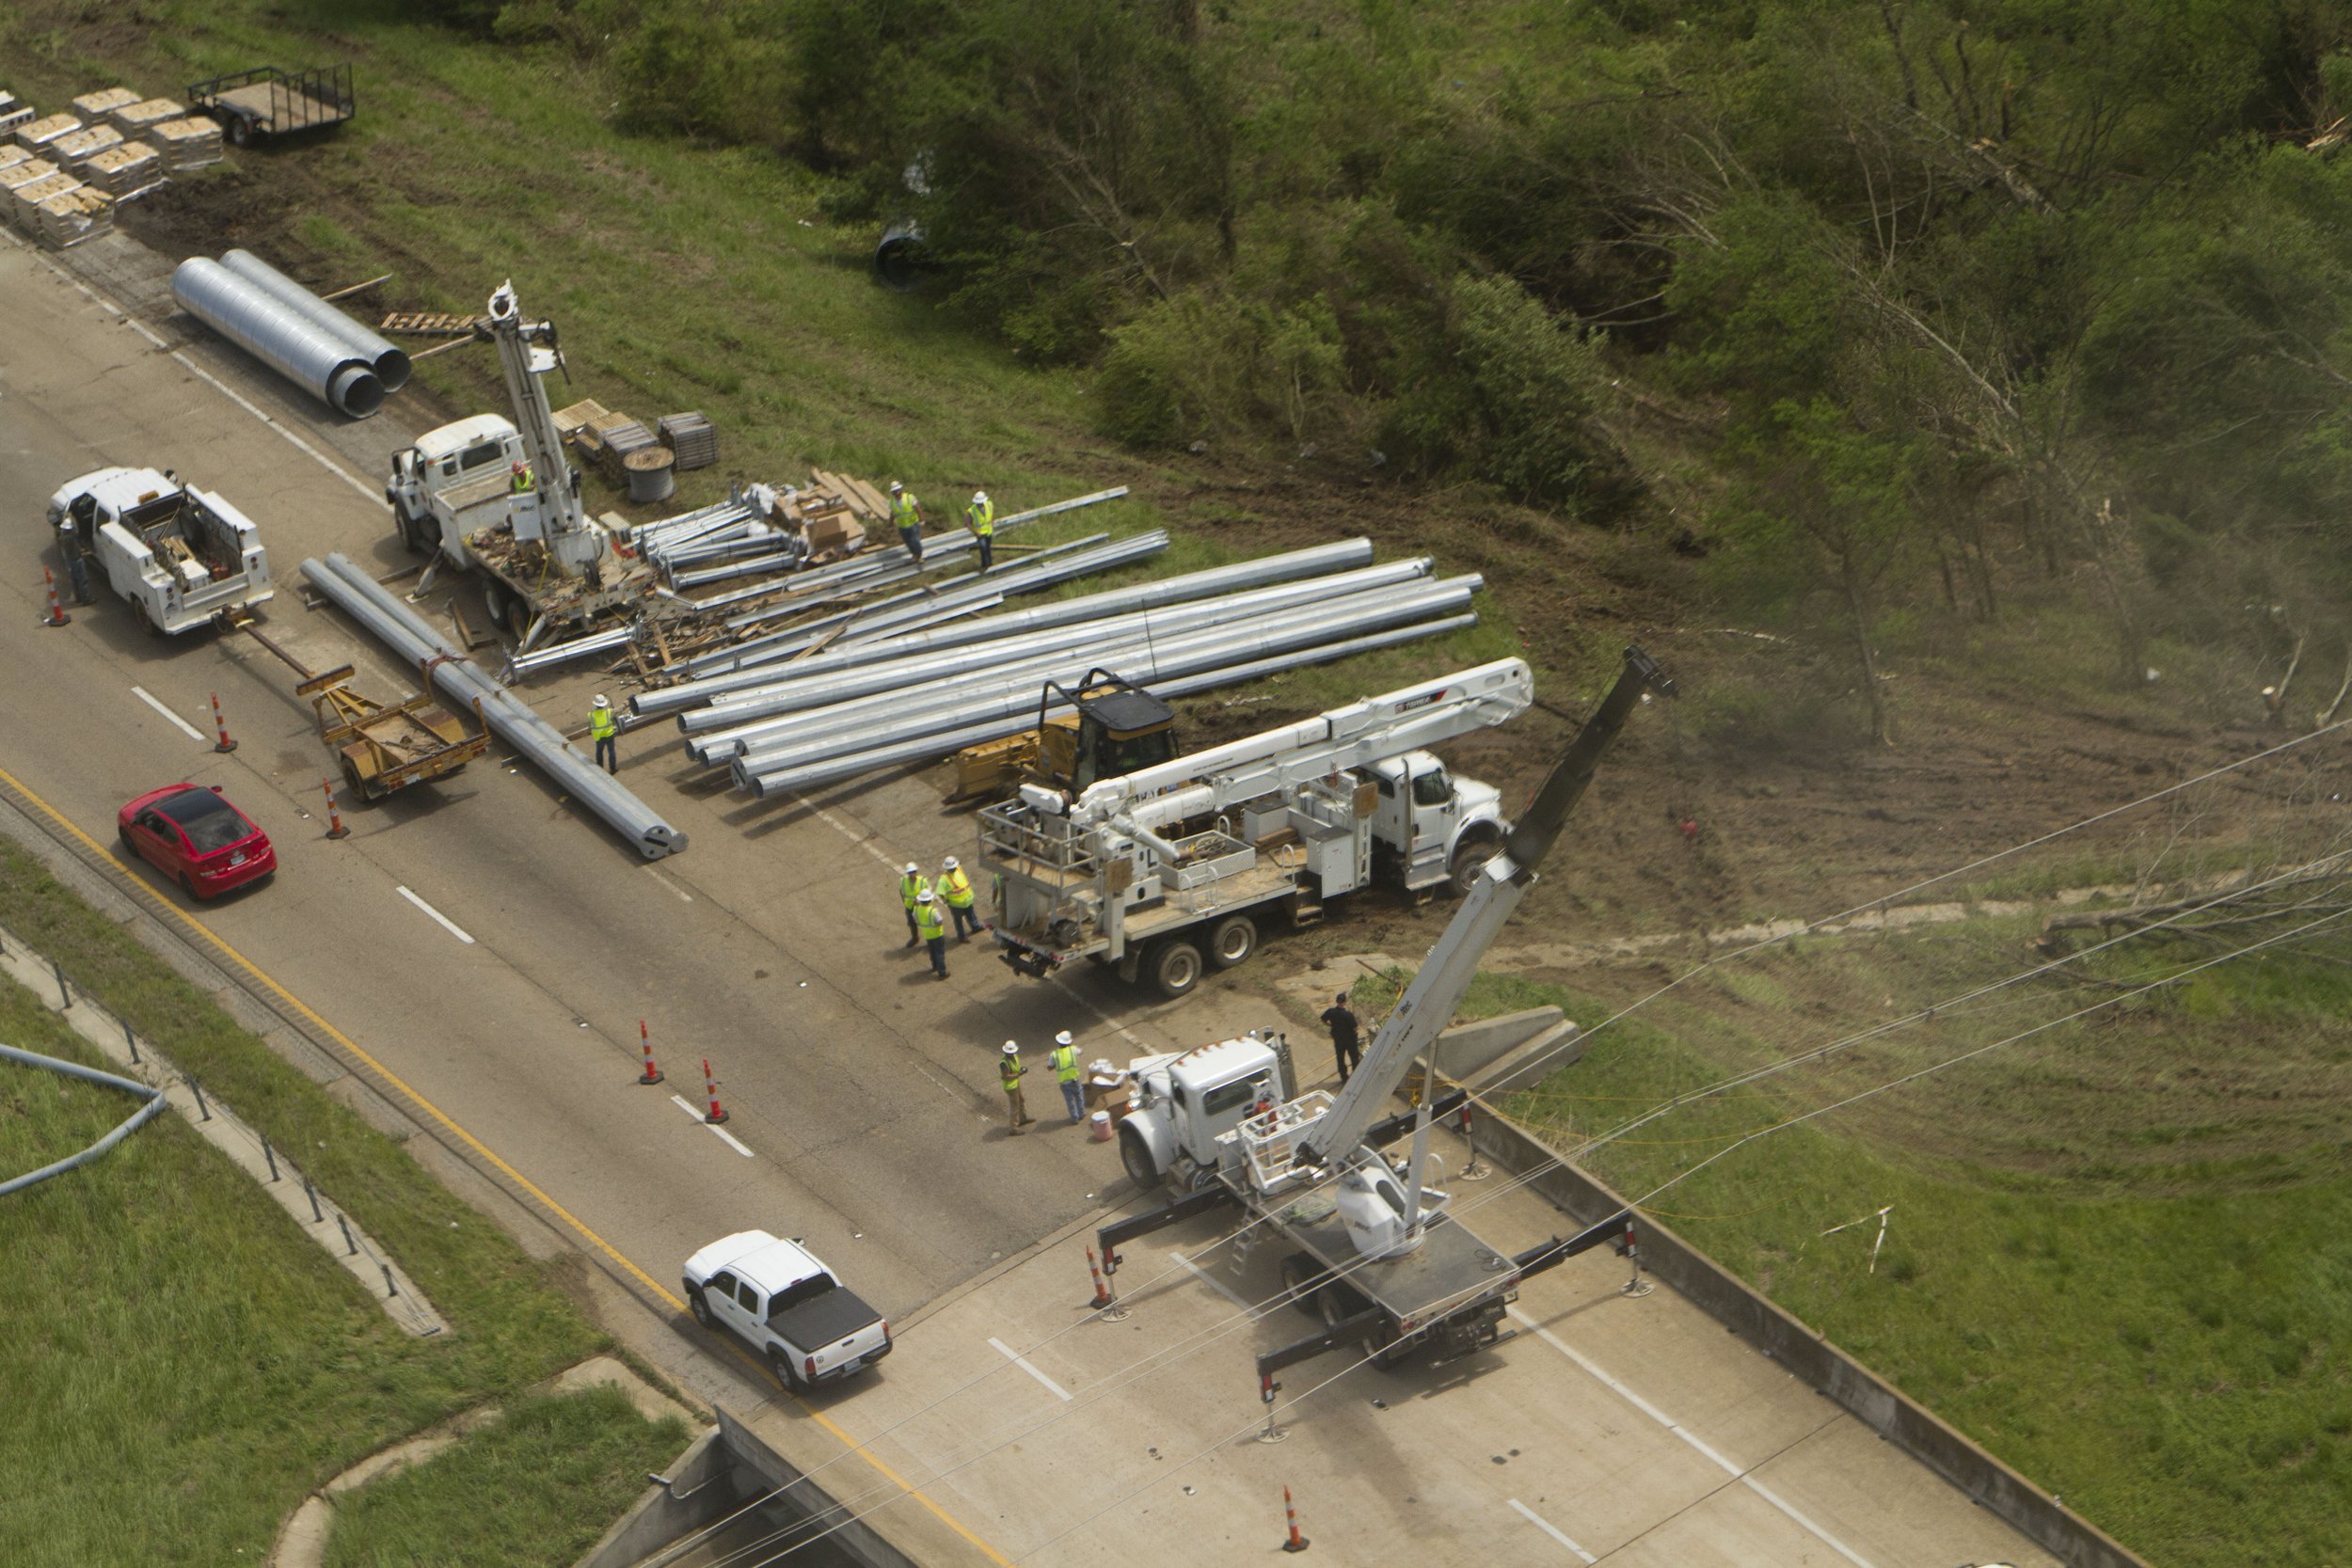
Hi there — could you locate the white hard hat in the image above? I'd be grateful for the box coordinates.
[1003,1040,1019,1055]
[973,490,988,504]
[916,888,934,903]
[904,861,919,875]
[888,480,904,493]
[592,695,611,709]
[943,855,959,870]
[1055,1029,1073,1046]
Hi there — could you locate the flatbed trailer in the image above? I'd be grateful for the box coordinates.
[187,64,354,146]
[246,626,485,799]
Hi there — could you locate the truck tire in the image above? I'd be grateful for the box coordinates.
[686,1281,715,1329]
[393,502,441,556]
[227,114,251,148]
[1317,1277,1401,1370]
[1206,914,1257,970]
[769,1345,803,1392]
[1279,1252,1327,1319]
[480,581,508,632]
[1118,1122,1162,1190]
[1449,827,1503,895]
[1149,940,1203,999]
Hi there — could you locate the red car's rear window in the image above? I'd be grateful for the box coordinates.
[154,790,252,855]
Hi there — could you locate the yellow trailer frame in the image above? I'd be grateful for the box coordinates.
[298,660,488,800]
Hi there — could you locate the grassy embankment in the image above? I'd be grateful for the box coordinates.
[0,840,683,1567]
[1343,912,2352,1568]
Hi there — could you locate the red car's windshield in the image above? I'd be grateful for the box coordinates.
[155,790,251,855]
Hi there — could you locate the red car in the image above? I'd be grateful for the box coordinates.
[118,784,278,899]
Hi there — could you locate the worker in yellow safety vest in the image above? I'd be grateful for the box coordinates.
[589,694,618,774]
[511,460,535,495]
[965,489,995,572]
[914,888,949,980]
[938,854,979,941]
[1049,1029,1085,1123]
[888,480,924,564]
[1000,1041,1033,1134]
[898,861,930,948]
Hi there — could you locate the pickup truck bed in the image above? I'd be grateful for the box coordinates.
[773,1288,885,1360]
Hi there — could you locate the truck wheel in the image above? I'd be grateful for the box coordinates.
[1206,914,1257,970]
[394,502,440,556]
[227,114,251,148]
[1279,1252,1327,1320]
[1118,1123,1162,1190]
[1317,1277,1400,1370]
[1149,940,1203,999]
[686,1281,715,1329]
[1448,828,1503,895]
[132,598,163,639]
[768,1346,803,1391]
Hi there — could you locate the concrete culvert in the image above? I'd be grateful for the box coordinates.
[219,248,413,390]
[170,257,385,419]
[874,220,928,291]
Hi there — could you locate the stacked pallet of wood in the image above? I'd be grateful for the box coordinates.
[148,116,223,170]
[71,87,142,122]
[0,154,54,220]
[111,97,183,137]
[0,144,32,182]
[659,412,718,470]
[9,168,81,231]
[82,141,161,199]
[0,92,33,138]
[779,470,894,561]
[37,184,113,247]
[50,122,122,168]
[15,112,80,154]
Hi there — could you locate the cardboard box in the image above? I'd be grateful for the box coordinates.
[803,514,866,556]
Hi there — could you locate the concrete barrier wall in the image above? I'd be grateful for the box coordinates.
[573,1426,740,1568]
[714,1406,922,1568]
[1470,1113,2151,1568]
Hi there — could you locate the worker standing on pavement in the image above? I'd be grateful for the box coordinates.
[1000,1041,1033,1134]
[938,855,979,941]
[915,888,950,979]
[1049,1030,1084,1123]
[1320,991,1362,1085]
[589,695,619,774]
[965,489,994,572]
[898,861,930,947]
[511,459,535,495]
[888,481,924,564]
[59,494,96,605]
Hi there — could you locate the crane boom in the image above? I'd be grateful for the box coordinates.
[482,281,597,573]
[1295,646,1674,1172]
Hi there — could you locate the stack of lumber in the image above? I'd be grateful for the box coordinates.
[782,470,893,561]
[50,122,122,168]
[8,168,79,231]
[71,87,142,122]
[111,97,183,137]
[36,184,113,247]
[0,91,33,138]
[0,153,54,218]
[82,141,161,199]
[15,112,80,154]
[147,116,223,170]
[551,397,607,444]
[0,144,32,182]
[659,411,718,470]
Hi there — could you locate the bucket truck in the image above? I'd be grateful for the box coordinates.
[979,659,1535,998]
[384,282,651,646]
[1095,646,1675,1376]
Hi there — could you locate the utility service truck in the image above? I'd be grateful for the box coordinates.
[1097,647,1674,1381]
[45,467,273,635]
[981,659,1534,998]
[386,282,650,646]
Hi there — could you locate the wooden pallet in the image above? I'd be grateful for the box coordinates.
[379,311,485,337]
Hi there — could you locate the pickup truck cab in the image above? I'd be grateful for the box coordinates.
[683,1229,891,1391]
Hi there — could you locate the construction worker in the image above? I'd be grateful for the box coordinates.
[938,854,979,941]
[58,494,96,605]
[965,489,995,572]
[589,695,618,774]
[898,861,930,947]
[1321,991,1362,1085]
[888,481,923,564]
[1049,1030,1085,1123]
[914,888,949,979]
[999,1040,1033,1133]
[510,459,535,495]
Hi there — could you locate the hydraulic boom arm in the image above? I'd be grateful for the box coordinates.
[1294,646,1675,1171]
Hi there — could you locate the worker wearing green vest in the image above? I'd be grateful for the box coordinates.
[1049,1030,1085,1123]
[898,861,930,947]
[888,480,924,564]
[938,855,979,941]
[511,460,535,494]
[914,888,949,979]
[1000,1040,1033,1134]
[589,695,618,774]
[965,489,994,572]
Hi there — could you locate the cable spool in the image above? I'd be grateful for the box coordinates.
[625,446,676,504]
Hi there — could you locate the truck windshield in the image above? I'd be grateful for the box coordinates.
[1411,767,1454,807]
[768,1274,835,1318]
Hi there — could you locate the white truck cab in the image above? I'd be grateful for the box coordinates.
[387,413,532,560]
[1364,749,1507,893]
[45,466,272,635]
[682,1228,892,1390]
[1119,1032,1289,1189]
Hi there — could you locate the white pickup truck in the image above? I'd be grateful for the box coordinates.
[683,1230,892,1390]
[46,467,273,635]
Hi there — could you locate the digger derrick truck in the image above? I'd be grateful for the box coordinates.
[981,659,1535,998]
[1096,647,1675,1379]
[385,282,650,646]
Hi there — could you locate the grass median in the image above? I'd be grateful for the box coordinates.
[0,841,675,1567]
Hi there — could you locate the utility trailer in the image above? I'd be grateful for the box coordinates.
[1096,648,1676,1382]
[187,64,355,147]
[244,626,486,800]
[45,467,273,635]
[983,661,1534,998]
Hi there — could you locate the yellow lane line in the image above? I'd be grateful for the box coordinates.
[0,763,1010,1566]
